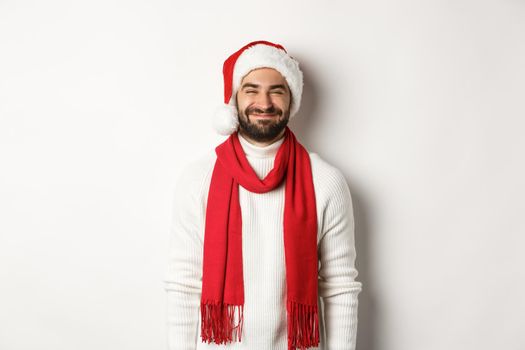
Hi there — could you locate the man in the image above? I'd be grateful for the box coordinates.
[164,40,362,350]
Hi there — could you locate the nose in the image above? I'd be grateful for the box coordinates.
[255,92,273,109]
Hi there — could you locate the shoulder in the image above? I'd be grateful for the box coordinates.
[174,150,216,200]
[177,150,216,183]
[309,152,350,194]
[308,152,353,211]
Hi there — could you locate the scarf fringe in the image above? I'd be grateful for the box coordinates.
[200,300,244,344]
[287,300,320,350]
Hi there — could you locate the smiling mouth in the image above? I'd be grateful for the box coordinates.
[252,113,278,118]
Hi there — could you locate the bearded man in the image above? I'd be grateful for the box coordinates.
[164,40,363,350]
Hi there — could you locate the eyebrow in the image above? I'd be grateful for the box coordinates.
[241,83,288,91]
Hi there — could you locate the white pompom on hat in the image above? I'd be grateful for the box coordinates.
[213,40,304,135]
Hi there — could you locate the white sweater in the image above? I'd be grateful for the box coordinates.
[163,133,362,350]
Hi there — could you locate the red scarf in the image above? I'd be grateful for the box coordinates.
[200,126,320,350]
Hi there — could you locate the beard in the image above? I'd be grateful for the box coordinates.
[237,104,290,143]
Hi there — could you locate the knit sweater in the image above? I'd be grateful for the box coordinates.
[163,133,362,350]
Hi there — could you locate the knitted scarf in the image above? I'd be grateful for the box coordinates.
[200,126,320,350]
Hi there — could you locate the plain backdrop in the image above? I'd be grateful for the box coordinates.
[1,0,524,349]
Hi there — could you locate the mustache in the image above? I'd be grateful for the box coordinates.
[247,106,282,115]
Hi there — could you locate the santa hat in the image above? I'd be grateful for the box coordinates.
[212,40,304,135]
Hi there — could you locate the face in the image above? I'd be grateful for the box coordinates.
[235,67,292,144]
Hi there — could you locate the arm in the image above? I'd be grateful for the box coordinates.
[318,168,363,350]
[163,166,204,350]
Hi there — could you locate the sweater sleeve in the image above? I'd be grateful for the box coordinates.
[317,167,363,350]
[163,164,205,350]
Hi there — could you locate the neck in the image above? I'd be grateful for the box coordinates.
[237,131,285,159]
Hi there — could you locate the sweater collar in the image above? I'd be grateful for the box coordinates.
[238,132,285,159]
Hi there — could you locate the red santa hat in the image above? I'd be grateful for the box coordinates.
[212,40,304,135]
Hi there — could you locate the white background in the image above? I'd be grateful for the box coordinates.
[1,1,524,349]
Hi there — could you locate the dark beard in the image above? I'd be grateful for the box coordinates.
[237,105,290,143]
